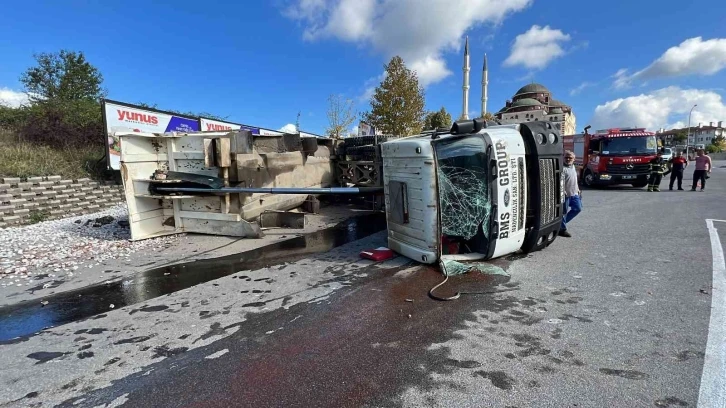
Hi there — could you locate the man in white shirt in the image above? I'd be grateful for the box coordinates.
[560,150,582,238]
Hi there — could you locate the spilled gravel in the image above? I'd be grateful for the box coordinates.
[0,205,181,287]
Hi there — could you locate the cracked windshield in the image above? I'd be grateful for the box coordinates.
[434,135,493,274]
[0,0,724,407]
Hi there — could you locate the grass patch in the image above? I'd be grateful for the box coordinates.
[28,209,50,224]
[0,128,115,180]
[0,142,106,180]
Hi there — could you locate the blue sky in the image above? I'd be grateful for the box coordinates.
[1,0,725,135]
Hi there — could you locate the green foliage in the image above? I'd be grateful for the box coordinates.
[673,130,688,143]
[706,136,724,153]
[0,105,30,130]
[710,135,726,152]
[20,50,106,102]
[0,136,105,179]
[0,50,107,148]
[423,107,452,130]
[480,112,496,121]
[362,56,425,136]
[17,99,104,147]
[325,94,356,138]
[28,210,50,224]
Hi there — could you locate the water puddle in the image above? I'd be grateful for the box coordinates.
[0,213,387,343]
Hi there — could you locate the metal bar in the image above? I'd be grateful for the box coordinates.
[151,186,383,195]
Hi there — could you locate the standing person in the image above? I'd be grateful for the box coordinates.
[691,149,713,191]
[559,150,582,238]
[647,149,668,192]
[666,151,688,190]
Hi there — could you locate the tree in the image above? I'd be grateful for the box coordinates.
[673,130,688,144]
[710,134,726,152]
[362,56,425,136]
[423,107,452,130]
[20,50,106,102]
[480,112,496,121]
[325,94,356,139]
[9,50,108,147]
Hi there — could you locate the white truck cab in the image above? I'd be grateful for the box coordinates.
[381,119,564,265]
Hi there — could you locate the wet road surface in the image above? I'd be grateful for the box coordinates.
[1,164,725,407]
[0,214,386,342]
[57,265,514,408]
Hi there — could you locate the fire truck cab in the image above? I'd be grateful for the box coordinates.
[563,127,659,188]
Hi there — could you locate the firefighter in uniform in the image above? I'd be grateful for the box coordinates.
[665,151,688,190]
[647,149,668,192]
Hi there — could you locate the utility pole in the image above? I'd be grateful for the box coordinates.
[687,104,697,154]
[295,111,301,133]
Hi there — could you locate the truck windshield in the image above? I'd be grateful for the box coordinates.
[601,136,657,155]
[433,135,493,255]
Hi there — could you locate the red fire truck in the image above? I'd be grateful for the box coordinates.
[563,126,659,188]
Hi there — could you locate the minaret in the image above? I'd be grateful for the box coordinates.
[460,36,470,120]
[481,53,488,118]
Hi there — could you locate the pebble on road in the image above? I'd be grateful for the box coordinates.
[0,205,180,287]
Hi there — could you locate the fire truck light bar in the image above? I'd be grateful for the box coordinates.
[594,128,654,138]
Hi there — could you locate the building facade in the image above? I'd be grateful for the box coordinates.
[656,121,724,146]
[494,83,577,135]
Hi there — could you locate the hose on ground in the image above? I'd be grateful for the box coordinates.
[428,274,518,301]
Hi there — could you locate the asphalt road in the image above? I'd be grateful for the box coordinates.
[1,162,724,408]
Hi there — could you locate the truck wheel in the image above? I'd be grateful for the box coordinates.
[632,182,647,188]
[346,145,378,161]
[583,170,596,188]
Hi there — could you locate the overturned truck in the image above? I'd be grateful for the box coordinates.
[381,119,565,269]
[118,119,564,267]
[117,129,343,240]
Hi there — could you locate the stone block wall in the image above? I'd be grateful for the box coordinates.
[0,176,125,228]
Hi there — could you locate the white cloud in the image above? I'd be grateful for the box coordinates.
[350,125,359,136]
[283,0,533,87]
[589,86,726,131]
[0,88,31,107]
[503,25,571,70]
[408,54,451,87]
[613,37,726,89]
[570,81,595,96]
[278,123,298,133]
[359,72,386,103]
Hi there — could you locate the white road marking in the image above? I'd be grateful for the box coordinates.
[698,219,726,407]
[204,349,229,360]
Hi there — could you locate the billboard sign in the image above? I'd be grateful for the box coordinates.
[258,128,283,136]
[199,117,283,136]
[358,121,375,136]
[200,118,242,132]
[103,100,199,170]
[300,131,324,138]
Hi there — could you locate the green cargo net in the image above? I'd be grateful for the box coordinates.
[441,259,509,277]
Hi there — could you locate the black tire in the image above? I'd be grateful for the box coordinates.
[583,170,596,188]
[344,135,393,147]
[346,145,378,161]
